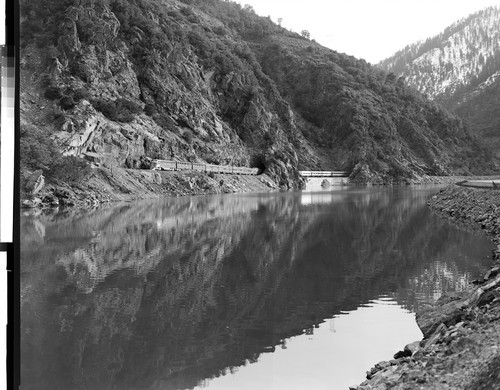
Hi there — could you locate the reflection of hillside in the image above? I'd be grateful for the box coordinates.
[22,195,272,293]
[396,241,489,312]
[20,188,491,390]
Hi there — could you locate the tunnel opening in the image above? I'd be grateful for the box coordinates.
[250,154,266,175]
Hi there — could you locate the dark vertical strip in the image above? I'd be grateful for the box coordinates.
[6,0,21,388]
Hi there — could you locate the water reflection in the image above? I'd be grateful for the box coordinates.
[196,298,420,390]
[21,187,492,390]
[300,191,349,205]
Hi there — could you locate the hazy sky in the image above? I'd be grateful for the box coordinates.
[235,0,500,64]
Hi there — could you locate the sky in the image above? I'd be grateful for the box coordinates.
[234,0,500,64]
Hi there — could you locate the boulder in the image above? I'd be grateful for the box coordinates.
[21,197,42,208]
[416,291,468,337]
[404,340,422,356]
[393,349,411,359]
[484,266,500,281]
[423,323,448,349]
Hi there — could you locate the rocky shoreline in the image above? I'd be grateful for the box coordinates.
[23,172,500,211]
[21,166,279,211]
[353,185,500,390]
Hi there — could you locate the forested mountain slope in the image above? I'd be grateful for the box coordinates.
[379,6,500,156]
[19,0,496,192]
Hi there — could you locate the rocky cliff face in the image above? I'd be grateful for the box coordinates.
[20,0,308,190]
[19,0,497,193]
[379,6,500,156]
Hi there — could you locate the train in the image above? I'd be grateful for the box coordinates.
[299,171,350,177]
[151,159,260,175]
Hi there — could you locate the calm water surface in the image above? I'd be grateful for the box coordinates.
[20,186,493,390]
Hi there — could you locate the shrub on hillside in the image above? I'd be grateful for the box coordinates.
[182,131,194,143]
[143,137,164,159]
[70,87,90,102]
[180,6,196,19]
[91,98,142,122]
[152,113,180,134]
[20,124,60,171]
[20,123,91,184]
[46,155,92,184]
[203,155,219,164]
[70,58,91,82]
[59,95,76,110]
[19,0,73,47]
[144,103,157,116]
[91,99,115,118]
[44,86,62,100]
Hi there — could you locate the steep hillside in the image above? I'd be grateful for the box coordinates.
[251,35,496,181]
[379,6,500,155]
[19,0,497,196]
[454,73,500,155]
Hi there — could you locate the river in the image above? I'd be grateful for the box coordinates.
[20,186,493,390]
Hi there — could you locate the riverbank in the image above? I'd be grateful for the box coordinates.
[21,166,279,209]
[423,175,500,184]
[353,185,500,390]
[23,171,500,211]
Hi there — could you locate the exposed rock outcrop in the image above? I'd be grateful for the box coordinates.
[24,170,45,195]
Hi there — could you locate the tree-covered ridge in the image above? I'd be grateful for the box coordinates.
[255,35,496,179]
[380,7,500,71]
[378,6,500,103]
[19,0,497,187]
[454,74,500,156]
[378,6,500,157]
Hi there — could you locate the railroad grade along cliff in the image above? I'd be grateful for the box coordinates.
[20,0,496,198]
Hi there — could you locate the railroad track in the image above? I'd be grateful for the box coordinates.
[151,159,260,175]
